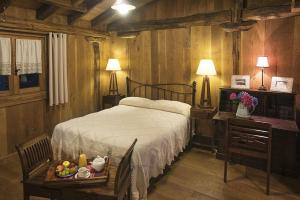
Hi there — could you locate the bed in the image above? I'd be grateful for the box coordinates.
[51,77,196,200]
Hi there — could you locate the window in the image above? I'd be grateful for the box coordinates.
[0,75,9,91]
[19,73,39,88]
[0,32,45,97]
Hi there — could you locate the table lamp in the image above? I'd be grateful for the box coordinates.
[106,58,121,95]
[256,56,269,91]
[196,59,217,108]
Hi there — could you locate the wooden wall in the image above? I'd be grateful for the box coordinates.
[111,0,235,106]
[110,0,300,122]
[0,6,106,158]
[241,17,300,121]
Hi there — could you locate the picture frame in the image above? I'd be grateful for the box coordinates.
[231,75,250,89]
[270,77,293,93]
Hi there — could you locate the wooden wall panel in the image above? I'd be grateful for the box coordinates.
[6,101,45,154]
[0,109,7,157]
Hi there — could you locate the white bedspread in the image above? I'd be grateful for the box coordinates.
[51,104,190,200]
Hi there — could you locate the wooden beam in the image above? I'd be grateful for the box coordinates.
[107,10,232,32]
[292,0,300,12]
[0,0,12,13]
[109,3,300,34]
[36,4,59,20]
[243,4,300,20]
[68,0,104,25]
[92,0,156,29]
[72,0,86,6]
[0,15,108,38]
[37,0,87,13]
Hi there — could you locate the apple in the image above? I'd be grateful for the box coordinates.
[56,165,64,172]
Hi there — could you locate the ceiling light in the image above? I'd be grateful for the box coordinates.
[111,0,136,15]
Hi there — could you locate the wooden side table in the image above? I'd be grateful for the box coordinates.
[190,106,217,152]
[102,94,125,110]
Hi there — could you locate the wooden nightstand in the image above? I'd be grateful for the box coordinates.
[102,94,125,110]
[190,106,217,151]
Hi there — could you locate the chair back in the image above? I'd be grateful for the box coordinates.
[15,134,53,180]
[114,139,138,198]
[227,118,272,157]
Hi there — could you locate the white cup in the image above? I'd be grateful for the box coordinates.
[77,167,89,178]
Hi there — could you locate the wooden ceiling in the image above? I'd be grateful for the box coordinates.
[5,0,157,30]
[1,0,300,36]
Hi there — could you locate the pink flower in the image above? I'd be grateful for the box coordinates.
[229,93,237,100]
[241,94,253,108]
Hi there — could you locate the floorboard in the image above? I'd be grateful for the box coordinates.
[0,149,299,200]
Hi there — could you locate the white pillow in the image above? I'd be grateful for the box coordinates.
[155,100,191,117]
[119,97,191,117]
[119,97,154,108]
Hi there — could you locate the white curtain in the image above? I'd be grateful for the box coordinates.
[49,32,68,106]
[0,37,11,75]
[16,39,42,75]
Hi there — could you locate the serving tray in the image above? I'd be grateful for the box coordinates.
[44,158,110,188]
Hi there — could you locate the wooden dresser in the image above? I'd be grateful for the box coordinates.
[213,88,299,176]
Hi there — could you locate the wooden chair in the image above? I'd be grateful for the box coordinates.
[224,118,272,195]
[61,138,138,200]
[16,134,61,200]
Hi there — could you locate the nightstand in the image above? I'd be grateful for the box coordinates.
[190,106,217,152]
[102,94,125,109]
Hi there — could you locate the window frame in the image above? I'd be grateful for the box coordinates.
[0,32,46,96]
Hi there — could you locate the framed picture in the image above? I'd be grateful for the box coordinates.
[270,77,293,93]
[231,75,250,89]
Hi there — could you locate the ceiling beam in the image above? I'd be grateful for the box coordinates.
[108,3,300,33]
[0,15,108,38]
[107,10,232,32]
[0,0,12,13]
[68,0,104,25]
[72,0,86,6]
[36,4,59,20]
[292,0,300,12]
[243,4,299,20]
[37,0,87,13]
[92,0,156,29]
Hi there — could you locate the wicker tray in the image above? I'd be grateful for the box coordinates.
[44,158,110,188]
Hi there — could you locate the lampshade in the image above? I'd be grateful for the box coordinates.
[111,0,136,15]
[196,59,217,76]
[256,56,269,68]
[106,59,121,71]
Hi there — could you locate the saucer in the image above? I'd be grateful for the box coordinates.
[75,171,90,179]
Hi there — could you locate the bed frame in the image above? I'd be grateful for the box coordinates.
[126,77,196,107]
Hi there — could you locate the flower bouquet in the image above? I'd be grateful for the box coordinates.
[229,91,258,118]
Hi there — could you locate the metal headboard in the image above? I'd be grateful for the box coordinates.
[126,77,196,106]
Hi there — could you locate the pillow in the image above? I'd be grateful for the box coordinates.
[155,100,191,117]
[119,97,191,117]
[119,97,154,108]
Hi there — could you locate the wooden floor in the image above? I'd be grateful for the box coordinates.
[0,148,299,200]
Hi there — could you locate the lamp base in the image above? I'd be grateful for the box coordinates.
[200,76,212,108]
[258,85,267,91]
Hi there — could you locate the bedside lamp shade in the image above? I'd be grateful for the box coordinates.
[256,56,269,68]
[196,59,217,76]
[106,59,121,71]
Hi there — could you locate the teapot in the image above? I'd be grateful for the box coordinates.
[91,155,108,172]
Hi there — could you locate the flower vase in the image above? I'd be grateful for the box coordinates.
[236,103,251,118]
